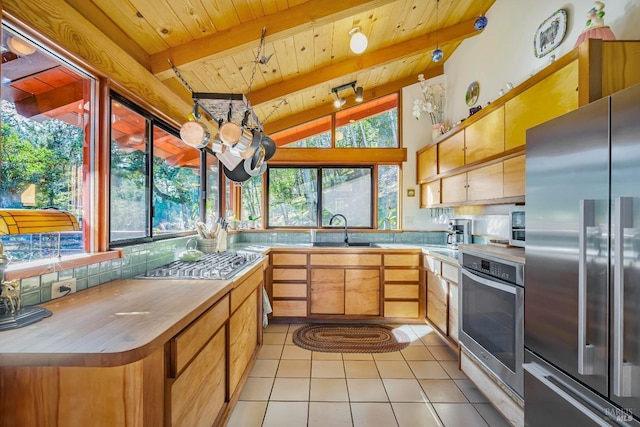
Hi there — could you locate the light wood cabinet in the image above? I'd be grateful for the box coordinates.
[345,269,380,315]
[465,106,505,164]
[270,252,308,317]
[383,253,422,319]
[310,268,345,314]
[420,179,441,207]
[417,40,640,208]
[467,162,503,201]
[438,130,465,174]
[503,155,526,197]
[427,270,447,333]
[504,60,578,151]
[417,144,438,181]
[425,256,460,345]
[170,328,226,427]
[229,269,262,396]
[310,267,380,316]
[441,173,467,204]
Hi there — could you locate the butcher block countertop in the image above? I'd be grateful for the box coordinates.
[458,244,525,265]
[0,274,240,368]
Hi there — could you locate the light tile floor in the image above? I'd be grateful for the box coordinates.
[227,323,510,427]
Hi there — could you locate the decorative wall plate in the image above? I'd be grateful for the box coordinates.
[534,9,567,58]
[465,81,480,106]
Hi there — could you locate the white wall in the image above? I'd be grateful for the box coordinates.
[401,0,640,236]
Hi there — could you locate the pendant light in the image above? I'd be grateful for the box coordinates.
[474,0,488,30]
[431,0,444,62]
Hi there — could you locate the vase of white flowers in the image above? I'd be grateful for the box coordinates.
[412,74,446,140]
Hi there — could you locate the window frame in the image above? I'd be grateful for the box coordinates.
[108,92,212,247]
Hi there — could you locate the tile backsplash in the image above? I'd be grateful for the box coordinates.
[19,231,449,306]
[19,236,192,306]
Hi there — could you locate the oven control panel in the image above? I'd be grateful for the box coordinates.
[461,253,523,286]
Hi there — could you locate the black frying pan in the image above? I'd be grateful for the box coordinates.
[223,162,251,183]
[261,135,276,161]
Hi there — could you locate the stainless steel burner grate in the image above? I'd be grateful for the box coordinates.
[140,251,261,280]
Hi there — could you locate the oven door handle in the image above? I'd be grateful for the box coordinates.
[461,268,516,294]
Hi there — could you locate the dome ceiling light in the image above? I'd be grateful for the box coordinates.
[348,27,368,54]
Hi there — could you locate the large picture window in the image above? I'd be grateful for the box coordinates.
[267,167,373,228]
[109,94,206,244]
[0,26,95,263]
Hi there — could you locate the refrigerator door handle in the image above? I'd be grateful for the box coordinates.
[578,199,595,375]
[613,197,633,397]
[524,362,611,427]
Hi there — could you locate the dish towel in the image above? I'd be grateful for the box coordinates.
[262,285,272,328]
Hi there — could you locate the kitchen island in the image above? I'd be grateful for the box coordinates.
[0,258,267,427]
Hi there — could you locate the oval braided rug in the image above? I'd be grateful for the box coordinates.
[292,324,410,353]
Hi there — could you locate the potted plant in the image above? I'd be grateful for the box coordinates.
[248,214,261,229]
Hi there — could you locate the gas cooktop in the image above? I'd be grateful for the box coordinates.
[140,251,261,280]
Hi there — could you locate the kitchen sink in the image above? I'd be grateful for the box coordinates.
[311,242,379,248]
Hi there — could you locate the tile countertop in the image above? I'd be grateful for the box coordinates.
[457,244,525,265]
[232,242,461,264]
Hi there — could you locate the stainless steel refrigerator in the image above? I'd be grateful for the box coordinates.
[524,83,640,426]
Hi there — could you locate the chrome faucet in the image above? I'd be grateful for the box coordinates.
[329,214,348,244]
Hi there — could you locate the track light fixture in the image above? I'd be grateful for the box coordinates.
[348,27,368,54]
[331,81,364,108]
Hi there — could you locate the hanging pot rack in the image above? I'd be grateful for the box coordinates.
[168,28,285,183]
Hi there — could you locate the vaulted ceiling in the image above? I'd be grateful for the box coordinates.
[8,0,494,134]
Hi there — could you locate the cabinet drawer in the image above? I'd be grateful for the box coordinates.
[424,256,442,274]
[171,328,225,427]
[384,284,419,299]
[272,268,307,281]
[231,267,262,313]
[273,283,307,298]
[384,301,419,318]
[172,294,229,375]
[272,253,307,266]
[385,269,419,282]
[273,300,307,317]
[384,254,419,267]
[310,253,381,266]
[442,262,459,283]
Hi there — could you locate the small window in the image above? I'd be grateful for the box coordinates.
[268,168,318,227]
[321,168,372,227]
[378,165,399,229]
[241,175,263,226]
[271,116,331,148]
[335,94,399,148]
[152,124,200,234]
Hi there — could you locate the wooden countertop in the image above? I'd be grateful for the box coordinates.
[0,274,238,367]
[458,244,525,265]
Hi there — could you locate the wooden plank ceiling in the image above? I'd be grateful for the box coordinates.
[28,0,493,133]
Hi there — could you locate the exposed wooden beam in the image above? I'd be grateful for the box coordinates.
[248,19,478,106]
[63,0,150,69]
[3,0,192,128]
[269,147,407,164]
[264,66,444,134]
[150,0,399,79]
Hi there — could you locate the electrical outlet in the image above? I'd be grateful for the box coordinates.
[51,278,77,299]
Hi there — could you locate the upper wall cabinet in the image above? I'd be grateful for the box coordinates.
[417,39,640,208]
[465,106,505,164]
[504,61,578,151]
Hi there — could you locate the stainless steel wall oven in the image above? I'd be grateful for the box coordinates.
[459,250,524,397]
